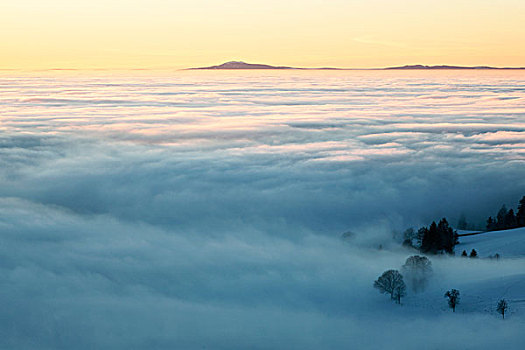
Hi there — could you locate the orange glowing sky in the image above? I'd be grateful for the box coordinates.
[1,0,524,70]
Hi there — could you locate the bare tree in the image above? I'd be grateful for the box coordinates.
[374,270,406,304]
[444,289,460,312]
[402,255,432,293]
[497,299,508,319]
[393,284,406,304]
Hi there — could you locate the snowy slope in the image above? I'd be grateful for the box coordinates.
[453,228,525,315]
[456,227,525,258]
[460,273,525,316]
[397,228,525,320]
[405,273,525,320]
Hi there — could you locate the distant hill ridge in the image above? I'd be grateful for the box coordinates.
[188,61,525,70]
[190,61,294,70]
[385,64,523,70]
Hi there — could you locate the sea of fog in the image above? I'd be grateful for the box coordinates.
[1,70,524,349]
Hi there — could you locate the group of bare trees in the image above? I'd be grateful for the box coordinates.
[374,255,510,318]
[374,255,432,304]
[442,290,508,317]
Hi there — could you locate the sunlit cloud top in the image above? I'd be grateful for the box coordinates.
[1,0,524,69]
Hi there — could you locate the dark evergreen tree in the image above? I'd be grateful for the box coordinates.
[421,222,438,253]
[496,205,508,230]
[420,219,457,254]
[416,227,427,248]
[461,250,468,257]
[486,216,495,231]
[444,289,460,312]
[438,218,457,254]
[469,249,478,258]
[517,196,525,227]
[504,209,517,229]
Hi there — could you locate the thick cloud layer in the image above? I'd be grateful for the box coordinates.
[0,70,524,349]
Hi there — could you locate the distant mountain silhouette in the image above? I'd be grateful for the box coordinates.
[188,61,525,70]
[189,61,294,70]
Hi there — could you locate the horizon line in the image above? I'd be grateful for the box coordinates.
[3,63,525,72]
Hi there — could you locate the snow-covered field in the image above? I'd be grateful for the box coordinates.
[458,227,525,258]
[401,228,525,318]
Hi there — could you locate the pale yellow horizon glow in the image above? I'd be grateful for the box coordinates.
[1,0,524,70]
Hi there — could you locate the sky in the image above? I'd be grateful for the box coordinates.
[1,0,525,69]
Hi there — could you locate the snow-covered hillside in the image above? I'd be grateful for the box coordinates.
[457,227,525,258]
[401,227,525,322]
